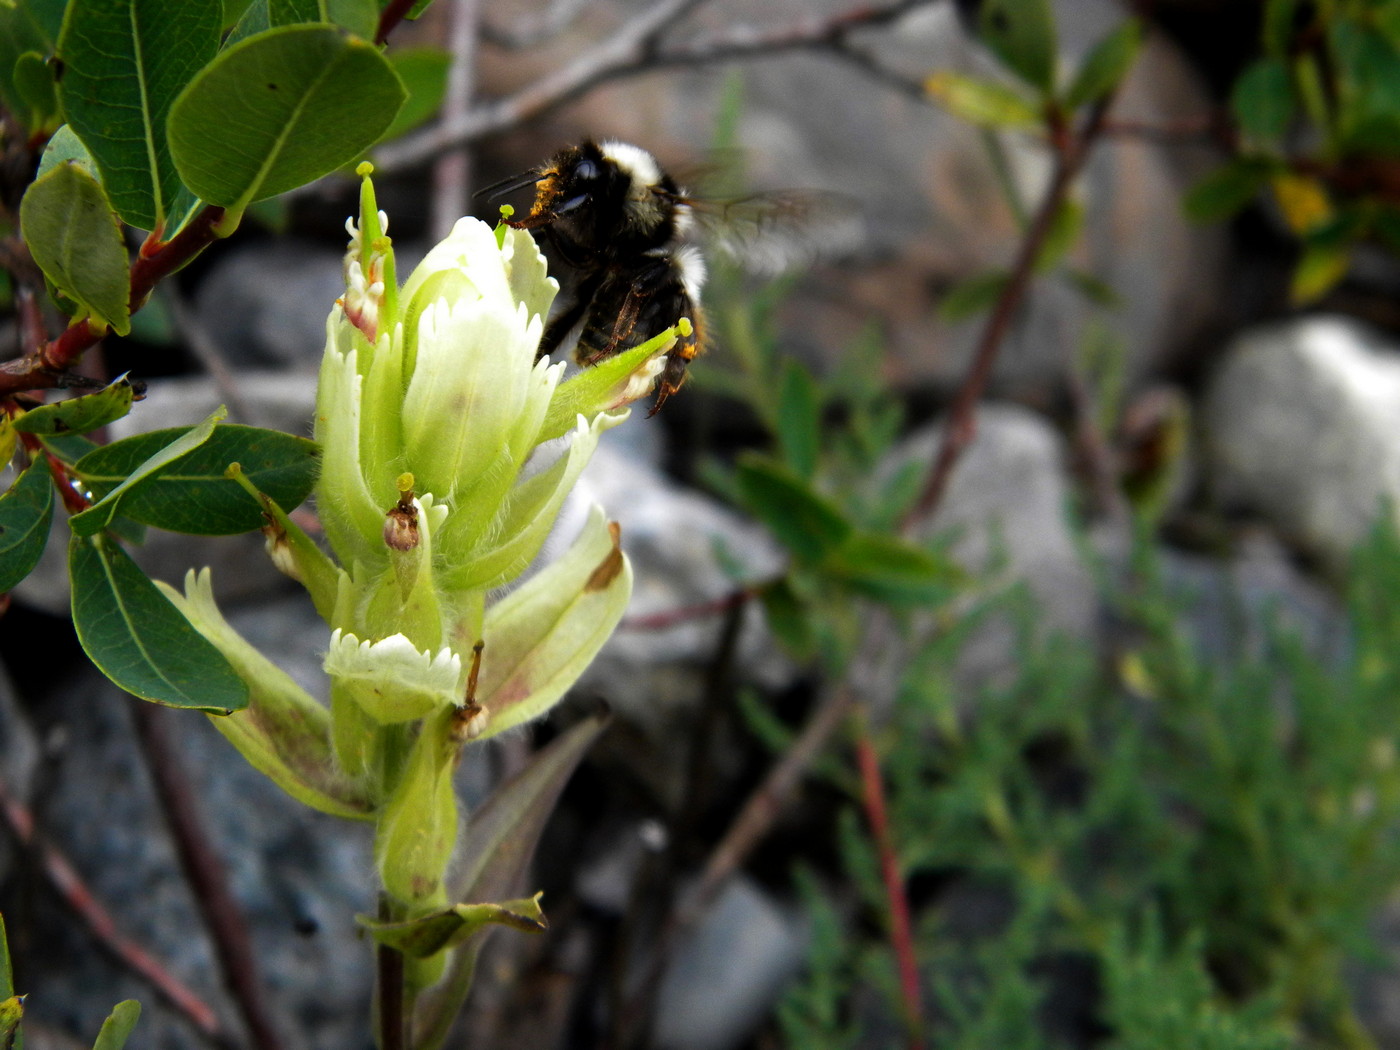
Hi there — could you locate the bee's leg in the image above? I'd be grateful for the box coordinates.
[585,257,674,363]
[648,307,704,416]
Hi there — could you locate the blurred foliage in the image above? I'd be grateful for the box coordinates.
[773,519,1400,1049]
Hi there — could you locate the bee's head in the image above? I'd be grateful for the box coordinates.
[498,140,681,246]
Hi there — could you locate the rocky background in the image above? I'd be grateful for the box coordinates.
[5,1,1400,1048]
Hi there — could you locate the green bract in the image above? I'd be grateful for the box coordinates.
[167,167,670,920]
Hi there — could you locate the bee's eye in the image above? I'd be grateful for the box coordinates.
[574,159,599,181]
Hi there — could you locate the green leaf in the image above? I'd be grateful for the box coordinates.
[39,430,100,467]
[1263,0,1301,58]
[381,47,451,141]
[327,0,377,37]
[938,269,1010,322]
[0,911,18,1050]
[1063,19,1141,110]
[776,359,820,479]
[167,25,406,215]
[359,894,547,958]
[1231,57,1293,144]
[12,50,57,130]
[0,0,61,133]
[0,911,14,1000]
[1182,158,1274,222]
[759,576,818,662]
[36,124,97,180]
[91,1001,140,1050]
[1291,233,1351,303]
[69,532,249,712]
[0,995,21,1050]
[824,532,957,606]
[19,162,132,334]
[75,423,318,536]
[268,0,320,22]
[1034,196,1084,273]
[69,409,224,538]
[13,375,139,436]
[1062,267,1120,307]
[925,71,1040,128]
[733,455,852,565]
[56,0,223,231]
[0,463,55,593]
[978,0,1057,93]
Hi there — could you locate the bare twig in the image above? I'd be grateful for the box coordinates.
[0,771,232,1047]
[372,0,933,174]
[620,585,756,631]
[904,92,1120,528]
[128,701,287,1050]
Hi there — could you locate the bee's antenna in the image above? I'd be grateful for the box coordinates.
[475,170,547,200]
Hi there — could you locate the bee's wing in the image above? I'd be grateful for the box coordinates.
[680,190,864,276]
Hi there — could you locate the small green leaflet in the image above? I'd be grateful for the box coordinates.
[19,161,131,334]
[359,894,547,958]
[12,374,139,436]
[69,532,248,713]
[0,462,55,593]
[732,455,852,566]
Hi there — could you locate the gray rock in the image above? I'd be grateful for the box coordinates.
[193,242,345,372]
[1203,316,1400,573]
[897,403,1098,687]
[651,876,808,1050]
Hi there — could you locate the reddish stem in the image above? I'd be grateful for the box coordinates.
[854,722,925,1048]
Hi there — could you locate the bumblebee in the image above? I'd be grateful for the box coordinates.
[485,139,707,414]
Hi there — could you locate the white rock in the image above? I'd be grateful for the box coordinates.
[1203,316,1400,571]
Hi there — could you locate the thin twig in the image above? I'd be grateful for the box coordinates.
[0,771,232,1046]
[620,585,756,631]
[903,92,1119,528]
[376,905,406,1050]
[128,701,287,1050]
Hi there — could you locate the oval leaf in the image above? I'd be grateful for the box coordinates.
[978,0,1057,93]
[733,454,852,565]
[13,374,139,436]
[1231,56,1293,145]
[167,24,406,213]
[76,423,319,535]
[0,462,55,593]
[69,532,249,713]
[19,162,131,334]
[1064,19,1142,110]
[56,0,222,231]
